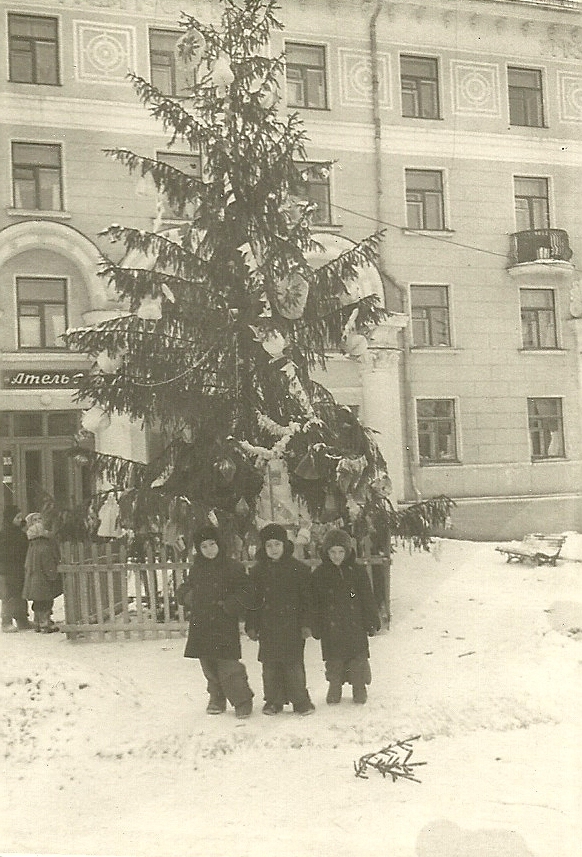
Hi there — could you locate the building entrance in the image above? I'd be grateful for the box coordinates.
[1,411,91,522]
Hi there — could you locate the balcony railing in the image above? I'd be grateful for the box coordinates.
[508,229,573,267]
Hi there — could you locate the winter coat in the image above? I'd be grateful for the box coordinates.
[0,522,29,598]
[245,546,312,665]
[22,536,62,602]
[310,555,380,662]
[179,554,249,660]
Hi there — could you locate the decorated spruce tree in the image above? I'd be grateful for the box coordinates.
[66,0,452,551]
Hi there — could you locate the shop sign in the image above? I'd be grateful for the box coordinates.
[2,370,88,389]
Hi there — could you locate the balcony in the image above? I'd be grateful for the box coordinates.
[507,229,574,281]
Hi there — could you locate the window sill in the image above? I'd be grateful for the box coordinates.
[7,209,71,220]
[311,223,343,232]
[419,460,462,467]
[402,115,444,121]
[519,348,566,355]
[288,104,330,112]
[402,228,455,236]
[509,124,549,130]
[531,456,567,463]
[8,80,62,87]
[412,346,461,353]
[3,351,88,364]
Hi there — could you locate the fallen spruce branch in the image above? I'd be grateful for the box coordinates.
[354,735,426,782]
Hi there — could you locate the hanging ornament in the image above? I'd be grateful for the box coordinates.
[294,451,321,481]
[321,487,342,523]
[257,78,279,109]
[336,455,367,495]
[341,332,368,358]
[274,271,310,320]
[210,53,234,97]
[136,295,163,321]
[215,457,237,483]
[81,406,111,434]
[346,496,361,522]
[235,497,250,517]
[175,26,206,69]
[371,473,393,499]
[250,324,287,359]
[208,509,219,527]
[96,351,122,374]
[295,525,311,546]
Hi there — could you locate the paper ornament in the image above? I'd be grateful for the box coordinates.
[211,53,235,96]
[257,79,279,109]
[215,457,236,483]
[81,406,111,434]
[175,26,206,69]
[274,271,310,320]
[342,332,368,358]
[136,295,163,321]
[96,351,122,374]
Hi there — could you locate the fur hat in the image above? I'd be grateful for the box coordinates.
[321,528,353,556]
[258,523,289,547]
[193,524,220,554]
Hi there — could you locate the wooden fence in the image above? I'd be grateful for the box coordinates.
[59,541,391,642]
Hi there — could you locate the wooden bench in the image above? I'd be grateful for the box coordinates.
[495,533,566,567]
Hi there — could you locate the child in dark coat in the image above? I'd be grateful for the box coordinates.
[245,523,315,716]
[0,505,31,632]
[177,525,254,719]
[311,528,380,705]
[21,512,62,633]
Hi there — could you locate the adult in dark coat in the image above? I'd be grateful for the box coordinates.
[0,505,31,632]
[21,512,62,633]
[177,524,254,718]
[311,528,380,704]
[245,523,315,715]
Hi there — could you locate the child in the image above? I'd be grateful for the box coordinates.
[245,523,315,716]
[0,505,31,632]
[21,512,62,634]
[177,524,254,719]
[311,528,380,705]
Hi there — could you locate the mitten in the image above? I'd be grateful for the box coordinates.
[246,628,259,641]
[367,627,376,637]
[301,626,312,640]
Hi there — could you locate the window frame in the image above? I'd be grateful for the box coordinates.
[520,288,558,350]
[11,141,64,211]
[400,54,440,120]
[507,66,545,128]
[149,28,185,97]
[405,168,446,231]
[513,175,550,232]
[293,161,332,226]
[410,284,451,347]
[16,276,68,351]
[8,13,60,86]
[285,41,328,110]
[416,398,459,465]
[527,397,565,461]
[155,149,203,219]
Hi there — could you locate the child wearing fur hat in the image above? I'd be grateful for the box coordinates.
[21,512,62,633]
[177,524,254,718]
[311,528,380,704]
[245,523,315,716]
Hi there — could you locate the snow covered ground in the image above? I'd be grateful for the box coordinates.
[1,538,581,857]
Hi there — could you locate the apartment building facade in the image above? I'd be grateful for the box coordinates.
[1,0,581,537]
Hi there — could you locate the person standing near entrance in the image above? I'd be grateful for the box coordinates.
[22,512,62,633]
[0,505,31,632]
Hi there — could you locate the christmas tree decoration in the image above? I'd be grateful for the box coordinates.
[354,736,425,782]
[81,406,111,434]
[64,0,453,551]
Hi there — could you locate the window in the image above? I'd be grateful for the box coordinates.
[156,151,202,218]
[285,43,327,109]
[417,399,458,464]
[528,398,564,459]
[8,14,59,85]
[411,285,450,346]
[520,289,557,349]
[406,169,445,230]
[400,55,440,119]
[514,176,549,232]
[508,67,544,127]
[150,30,189,96]
[17,277,67,349]
[12,142,63,211]
[293,163,331,225]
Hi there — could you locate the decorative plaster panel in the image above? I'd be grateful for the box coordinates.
[559,72,582,122]
[338,49,391,108]
[451,61,500,116]
[73,22,136,83]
